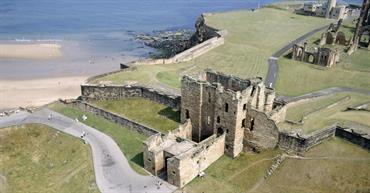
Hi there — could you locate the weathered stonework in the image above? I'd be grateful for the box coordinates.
[348,0,370,54]
[292,42,339,67]
[143,120,225,188]
[80,84,181,110]
[143,70,280,188]
[180,70,278,157]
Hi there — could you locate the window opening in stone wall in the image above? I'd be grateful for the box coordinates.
[251,86,256,96]
[207,116,211,125]
[242,119,246,128]
[217,116,220,123]
[172,171,176,175]
[243,104,247,110]
[208,92,211,102]
[217,127,223,136]
[250,118,255,131]
[185,109,190,119]
[226,129,229,133]
[225,103,229,112]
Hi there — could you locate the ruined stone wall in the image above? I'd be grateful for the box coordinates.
[205,70,252,91]
[167,134,225,188]
[180,76,203,142]
[80,84,181,110]
[292,43,339,67]
[244,108,279,151]
[68,100,159,136]
[278,126,336,152]
[335,127,370,150]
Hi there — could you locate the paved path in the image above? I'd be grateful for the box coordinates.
[0,108,176,193]
[265,24,330,88]
[277,87,370,103]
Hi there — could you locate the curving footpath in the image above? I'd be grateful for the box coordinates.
[0,108,176,193]
[277,87,370,103]
[265,24,330,88]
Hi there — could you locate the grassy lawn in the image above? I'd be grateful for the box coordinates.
[181,149,281,193]
[278,92,370,134]
[276,20,370,96]
[49,103,148,175]
[0,124,99,193]
[91,8,331,88]
[255,137,370,193]
[91,98,180,133]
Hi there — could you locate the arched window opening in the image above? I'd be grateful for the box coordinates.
[225,103,229,112]
[217,116,220,123]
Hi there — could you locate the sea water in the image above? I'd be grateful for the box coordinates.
[0,0,358,79]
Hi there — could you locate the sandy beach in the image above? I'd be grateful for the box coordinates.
[0,76,87,111]
[0,43,62,59]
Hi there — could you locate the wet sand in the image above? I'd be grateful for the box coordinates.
[0,44,62,59]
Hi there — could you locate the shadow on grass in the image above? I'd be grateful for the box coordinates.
[283,52,293,59]
[158,107,181,123]
[131,152,144,167]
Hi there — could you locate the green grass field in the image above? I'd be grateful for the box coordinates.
[0,124,99,193]
[182,137,370,193]
[181,149,281,193]
[91,98,180,133]
[49,103,148,175]
[276,20,370,96]
[279,92,370,134]
[255,137,370,193]
[91,8,331,88]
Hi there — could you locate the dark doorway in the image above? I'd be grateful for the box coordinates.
[217,127,224,136]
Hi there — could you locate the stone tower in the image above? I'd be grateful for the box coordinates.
[348,0,370,54]
[180,70,278,158]
[326,0,337,18]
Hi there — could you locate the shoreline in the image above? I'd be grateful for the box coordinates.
[0,43,62,60]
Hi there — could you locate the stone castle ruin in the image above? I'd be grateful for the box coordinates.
[292,42,339,67]
[348,0,370,54]
[143,70,280,188]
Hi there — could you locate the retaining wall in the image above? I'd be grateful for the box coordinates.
[81,84,181,110]
[278,125,370,152]
[335,127,370,150]
[278,126,337,152]
[68,100,160,136]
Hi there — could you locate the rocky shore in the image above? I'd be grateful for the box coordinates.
[135,29,194,58]
[135,15,219,59]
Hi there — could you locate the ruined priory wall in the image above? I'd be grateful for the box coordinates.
[81,84,181,110]
[167,134,225,188]
[67,100,159,136]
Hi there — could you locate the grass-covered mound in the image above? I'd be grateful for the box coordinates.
[278,92,370,134]
[0,124,99,193]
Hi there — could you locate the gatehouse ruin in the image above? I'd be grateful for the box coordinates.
[143,70,281,187]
